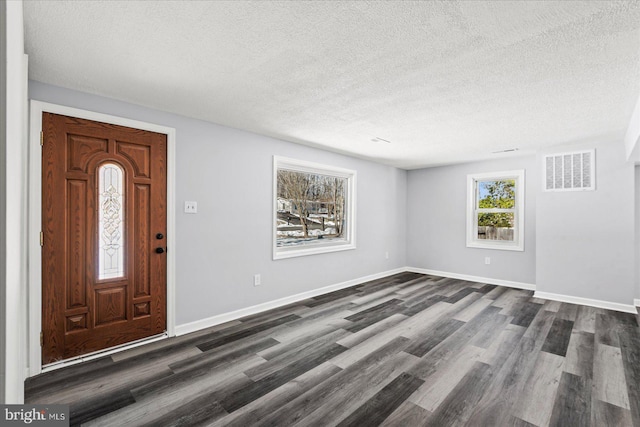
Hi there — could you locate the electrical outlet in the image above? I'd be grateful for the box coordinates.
[254,274,261,286]
[184,201,198,214]
[485,257,491,265]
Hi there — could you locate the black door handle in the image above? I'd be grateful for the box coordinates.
[155,247,165,254]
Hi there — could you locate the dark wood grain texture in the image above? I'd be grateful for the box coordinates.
[427,361,494,425]
[618,316,640,426]
[219,343,347,413]
[41,113,167,364]
[511,301,544,327]
[336,372,424,427]
[541,318,574,356]
[405,318,465,357]
[24,273,640,426]
[548,371,591,427]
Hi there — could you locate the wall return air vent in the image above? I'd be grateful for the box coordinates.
[544,149,595,192]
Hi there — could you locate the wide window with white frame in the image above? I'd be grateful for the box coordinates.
[273,156,356,260]
[466,170,524,251]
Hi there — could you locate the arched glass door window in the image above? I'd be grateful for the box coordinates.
[98,163,125,279]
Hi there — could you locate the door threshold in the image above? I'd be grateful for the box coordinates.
[40,332,168,374]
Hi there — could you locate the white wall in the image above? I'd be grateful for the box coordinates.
[3,0,28,404]
[28,81,408,326]
[636,166,640,301]
[1,0,7,404]
[536,140,635,306]
[625,95,640,161]
[406,155,537,285]
[407,141,637,309]
[630,99,640,302]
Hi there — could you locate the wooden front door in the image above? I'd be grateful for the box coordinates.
[41,112,167,365]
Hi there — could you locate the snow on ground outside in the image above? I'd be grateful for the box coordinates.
[276,234,345,247]
[277,228,337,238]
[280,212,336,226]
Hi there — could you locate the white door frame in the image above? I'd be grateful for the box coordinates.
[28,100,177,376]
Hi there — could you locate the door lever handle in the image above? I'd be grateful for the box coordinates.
[155,247,165,254]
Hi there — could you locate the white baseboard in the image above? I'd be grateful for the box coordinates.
[176,267,638,337]
[404,267,536,291]
[175,267,407,336]
[535,291,638,314]
[635,299,640,307]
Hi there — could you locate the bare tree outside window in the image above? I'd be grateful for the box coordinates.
[277,170,346,243]
[274,157,355,259]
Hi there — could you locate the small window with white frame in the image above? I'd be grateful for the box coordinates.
[466,170,524,251]
[273,156,356,260]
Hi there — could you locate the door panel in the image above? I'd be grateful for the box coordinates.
[42,112,167,364]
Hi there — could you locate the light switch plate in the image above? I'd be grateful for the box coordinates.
[184,201,198,214]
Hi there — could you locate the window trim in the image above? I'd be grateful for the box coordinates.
[273,156,357,260]
[466,170,525,251]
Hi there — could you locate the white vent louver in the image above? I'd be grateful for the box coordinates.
[544,150,595,191]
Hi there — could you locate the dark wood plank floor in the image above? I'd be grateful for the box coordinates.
[25,272,640,426]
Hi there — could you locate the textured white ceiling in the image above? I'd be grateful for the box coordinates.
[23,1,640,169]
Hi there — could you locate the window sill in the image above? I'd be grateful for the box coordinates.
[466,240,524,252]
[274,241,356,260]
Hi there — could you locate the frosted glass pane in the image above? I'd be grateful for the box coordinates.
[98,163,125,280]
